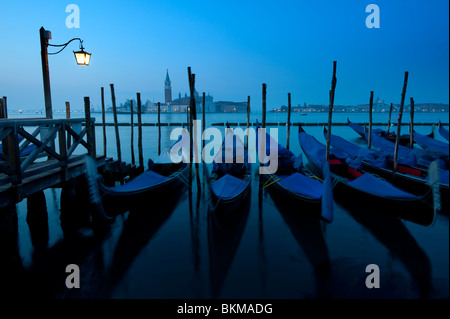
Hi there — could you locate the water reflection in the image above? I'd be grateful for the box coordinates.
[208,186,251,298]
[337,198,432,298]
[0,205,24,298]
[26,191,49,259]
[266,181,332,298]
[25,230,106,298]
[257,176,267,296]
[107,184,187,292]
[189,185,203,297]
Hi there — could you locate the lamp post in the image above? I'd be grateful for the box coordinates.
[39,26,91,119]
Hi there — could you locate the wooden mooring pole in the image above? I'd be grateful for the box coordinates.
[326,61,337,162]
[101,87,107,157]
[0,98,7,155]
[186,100,190,128]
[262,84,267,129]
[393,72,409,172]
[286,93,291,150]
[0,97,7,118]
[202,92,206,150]
[65,101,71,149]
[110,84,122,164]
[386,102,393,136]
[130,100,135,164]
[409,97,415,148]
[84,97,96,159]
[368,91,374,149]
[137,93,144,170]
[187,67,201,190]
[260,84,267,170]
[158,101,161,155]
[246,95,250,149]
[188,68,194,181]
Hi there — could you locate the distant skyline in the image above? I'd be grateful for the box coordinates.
[0,0,448,112]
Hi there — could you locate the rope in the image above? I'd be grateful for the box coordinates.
[261,175,281,189]
[308,174,323,182]
[173,167,192,188]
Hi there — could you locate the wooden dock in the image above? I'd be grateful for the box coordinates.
[0,117,136,209]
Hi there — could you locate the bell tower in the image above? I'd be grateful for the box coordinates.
[165,69,172,104]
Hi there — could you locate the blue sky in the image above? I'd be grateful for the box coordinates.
[0,0,448,111]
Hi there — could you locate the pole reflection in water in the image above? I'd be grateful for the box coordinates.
[26,191,49,260]
[257,172,267,296]
[107,184,187,293]
[189,182,203,298]
[0,204,24,299]
[337,197,432,298]
[208,182,251,298]
[266,183,332,298]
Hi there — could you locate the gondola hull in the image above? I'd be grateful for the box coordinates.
[359,162,448,214]
[209,172,252,211]
[329,171,435,225]
[99,164,189,216]
[260,173,321,211]
[298,127,435,225]
[347,118,412,146]
[324,127,449,214]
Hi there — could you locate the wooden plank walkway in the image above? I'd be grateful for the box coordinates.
[0,113,139,210]
[0,155,106,208]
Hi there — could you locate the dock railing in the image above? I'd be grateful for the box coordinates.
[0,117,95,190]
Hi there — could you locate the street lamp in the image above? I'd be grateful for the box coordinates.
[73,45,91,66]
[40,26,91,118]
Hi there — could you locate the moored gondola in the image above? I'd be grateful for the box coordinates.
[347,118,414,146]
[298,125,436,225]
[324,127,449,215]
[256,122,333,222]
[84,128,190,218]
[204,126,252,209]
[413,130,449,156]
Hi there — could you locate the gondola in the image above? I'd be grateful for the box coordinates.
[204,126,252,209]
[0,134,36,160]
[298,125,435,224]
[0,143,36,160]
[347,118,414,146]
[366,129,445,169]
[84,128,190,218]
[413,130,449,156]
[438,121,449,141]
[324,127,448,216]
[256,122,333,222]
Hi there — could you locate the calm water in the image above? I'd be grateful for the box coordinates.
[5,111,449,299]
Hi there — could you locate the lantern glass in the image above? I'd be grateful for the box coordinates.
[74,50,91,66]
